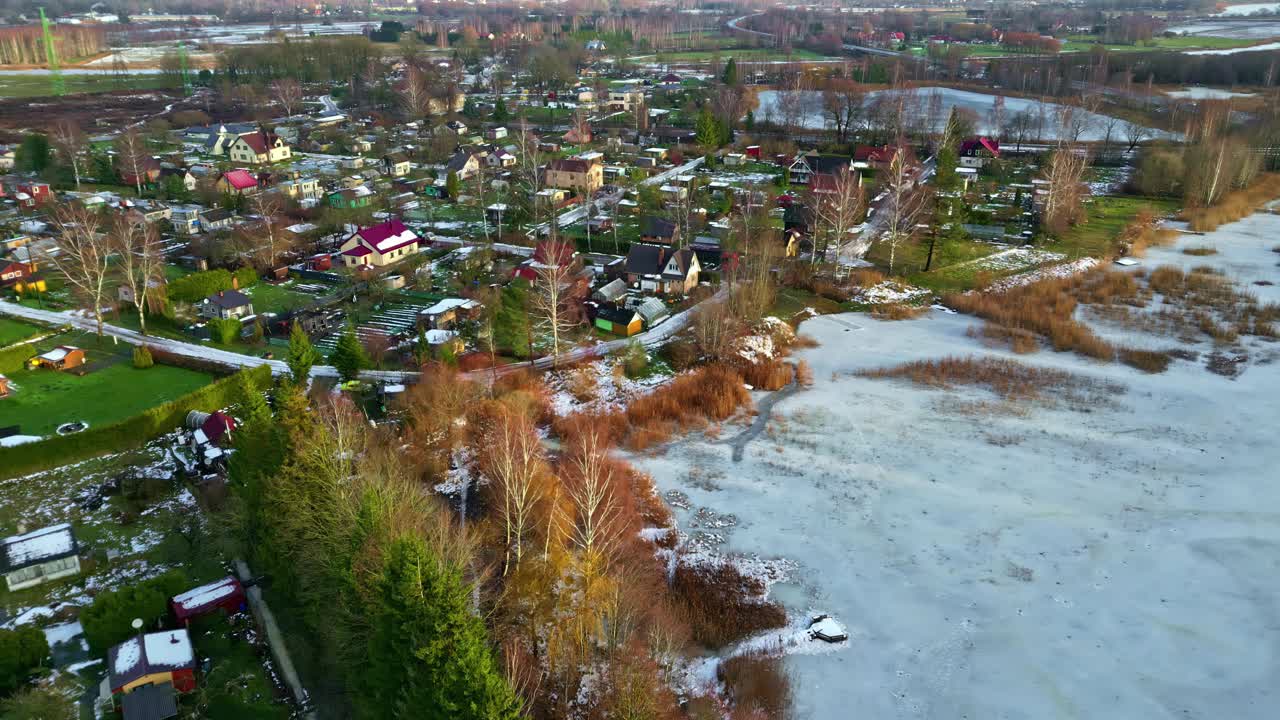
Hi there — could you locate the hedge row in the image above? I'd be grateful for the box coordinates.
[0,364,273,480]
[0,342,35,374]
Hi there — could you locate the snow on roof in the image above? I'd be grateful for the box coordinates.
[422,297,478,315]
[2,523,76,571]
[355,218,420,254]
[143,630,195,669]
[113,637,142,676]
[172,576,240,614]
[809,616,848,642]
[425,329,458,344]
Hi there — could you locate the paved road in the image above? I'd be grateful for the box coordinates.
[726,13,771,38]
[0,286,718,382]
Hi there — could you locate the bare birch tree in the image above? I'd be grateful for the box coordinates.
[811,167,865,264]
[240,192,291,270]
[112,216,165,335]
[1042,147,1090,234]
[51,120,86,190]
[879,148,929,275]
[564,429,621,573]
[399,64,434,124]
[45,204,112,337]
[530,242,579,365]
[482,406,546,576]
[269,78,302,119]
[114,129,150,196]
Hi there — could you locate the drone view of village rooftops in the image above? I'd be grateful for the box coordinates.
[0,0,1277,718]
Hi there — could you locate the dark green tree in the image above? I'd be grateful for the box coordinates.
[286,322,321,384]
[445,170,461,201]
[493,280,530,358]
[15,134,51,173]
[492,98,509,122]
[0,626,48,695]
[360,536,522,720]
[935,145,958,190]
[722,57,738,86]
[696,108,722,154]
[79,571,189,652]
[330,325,369,381]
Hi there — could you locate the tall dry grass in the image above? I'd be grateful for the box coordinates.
[739,359,794,391]
[1183,173,1280,232]
[670,563,788,649]
[719,654,794,720]
[945,276,1116,360]
[858,356,1081,400]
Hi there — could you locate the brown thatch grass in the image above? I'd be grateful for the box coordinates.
[1115,209,1179,257]
[945,276,1116,360]
[670,563,787,649]
[871,303,929,321]
[1182,245,1219,256]
[622,364,753,450]
[719,654,793,719]
[1183,173,1280,232]
[858,356,1088,400]
[739,359,794,391]
[1118,348,1172,373]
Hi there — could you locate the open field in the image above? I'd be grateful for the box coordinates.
[1050,195,1181,259]
[0,73,174,98]
[0,336,214,436]
[0,317,45,346]
[632,211,1280,718]
[654,47,834,62]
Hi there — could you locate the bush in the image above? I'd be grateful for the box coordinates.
[660,338,700,371]
[209,317,241,345]
[1182,245,1218,256]
[0,626,49,695]
[0,365,271,479]
[738,358,793,390]
[623,364,752,450]
[620,339,648,378]
[870,303,928,321]
[1119,348,1172,373]
[80,570,190,652]
[132,345,154,369]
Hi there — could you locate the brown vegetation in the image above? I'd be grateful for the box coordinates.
[670,563,788,649]
[1114,209,1178,257]
[1183,173,1280,232]
[719,654,794,720]
[1181,246,1219,256]
[738,359,794,391]
[871,303,929,321]
[858,356,1087,401]
[945,276,1116,360]
[623,364,753,450]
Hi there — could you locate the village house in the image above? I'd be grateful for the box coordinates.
[338,218,422,268]
[200,289,254,320]
[0,259,35,287]
[278,177,322,202]
[543,157,603,195]
[118,156,162,188]
[594,305,643,336]
[959,137,1001,168]
[32,345,85,370]
[624,244,701,295]
[158,166,197,192]
[445,150,483,182]
[168,206,202,235]
[198,208,235,233]
[105,629,198,703]
[328,186,374,209]
[227,131,291,165]
[185,123,257,155]
[419,297,480,330]
[608,86,646,112]
[170,576,247,626]
[854,143,917,170]
[381,152,412,177]
[639,216,680,246]
[1,523,81,592]
[215,169,258,195]
[789,152,856,186]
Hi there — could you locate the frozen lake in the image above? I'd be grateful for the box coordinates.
[1166,19,1280,37]
[754,87,1167,141]
[1214,2,1280,16]
[634,213,1280,719]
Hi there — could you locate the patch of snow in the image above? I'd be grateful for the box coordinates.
[143,630,194,668]
[853,281,932,305]
[43,621,83,647]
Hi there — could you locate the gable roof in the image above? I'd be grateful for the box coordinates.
[625,243,666,275]
[120,682,178,720]
[640,216,677,240]
[354,218,420,254]
[548,158,593,174]
[960,136,1001,157]
[107,630,196,690]
[205,289,252,309]
[220,169,257,190]
[661,248,697,280]
[596,305,640,325]
[236,132,270,154]
[1,523,77,573]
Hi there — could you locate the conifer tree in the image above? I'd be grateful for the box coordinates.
[286,322,321,385]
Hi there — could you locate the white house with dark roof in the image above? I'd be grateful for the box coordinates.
[199,289,254,320]
[2,523,81,591]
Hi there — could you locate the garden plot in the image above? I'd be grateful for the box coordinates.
[314,303,425,354]
[630,212,1280,719]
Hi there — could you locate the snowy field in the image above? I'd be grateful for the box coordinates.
[633,213,1280,718]
[1164,87,1256,99]
[754,87,1167,141]
[1214,2,1280,16]
[1166,19,1280,37]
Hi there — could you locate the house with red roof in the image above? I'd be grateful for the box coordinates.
[959,137,1000,168]
[853,143,917,170]
[215,169,258,195]
[228,131,291,165]
[170,576,246,625]
[338,218,422,269]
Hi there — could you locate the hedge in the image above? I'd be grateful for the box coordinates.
[0,342,36,374]
[0,364,273,479]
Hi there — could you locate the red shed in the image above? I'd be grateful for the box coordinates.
[171,576,246,625]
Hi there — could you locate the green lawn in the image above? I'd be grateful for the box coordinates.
[0,317,46,347]
[1061,35,1260,54]
[1050,195,1180,259]
[1,357,214,436]
[0,73,175,98]
[242,282,314,314]
[771,288,846,319]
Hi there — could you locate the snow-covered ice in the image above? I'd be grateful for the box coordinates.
[632,212,1280,719]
